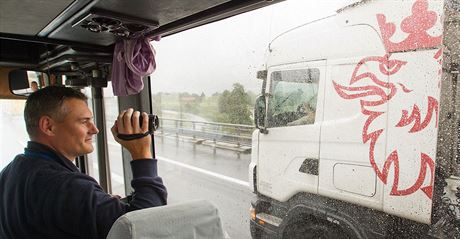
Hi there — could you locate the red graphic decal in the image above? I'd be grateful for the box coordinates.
[434,48,443,88]
[383,151,434,198]
[396,96,439,132]
[333,53,438,199]
[434,48,443,72]
[434,48,443,60]
[398,83,413,93]
[377,0,442,52]
[333,55,403,106]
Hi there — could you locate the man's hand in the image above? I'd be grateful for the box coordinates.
[111,108,152,160]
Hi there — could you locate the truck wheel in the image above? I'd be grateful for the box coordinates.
[251,227,265,239]
[282,217,349,239]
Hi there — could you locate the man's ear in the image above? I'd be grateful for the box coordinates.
[38,116,55,136]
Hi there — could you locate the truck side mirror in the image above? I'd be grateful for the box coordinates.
[254,95,268,134]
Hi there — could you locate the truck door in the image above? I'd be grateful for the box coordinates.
[257,61,325,201]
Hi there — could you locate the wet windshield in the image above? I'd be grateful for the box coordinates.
[1,0,459,238]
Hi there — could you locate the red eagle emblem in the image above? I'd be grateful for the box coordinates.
[332,0,442,199]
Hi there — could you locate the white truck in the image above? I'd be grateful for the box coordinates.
[249,0,460,238]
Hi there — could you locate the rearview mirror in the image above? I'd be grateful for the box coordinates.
[9,69,49,96]
[256,70,267,80]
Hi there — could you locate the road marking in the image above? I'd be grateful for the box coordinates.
[108,141,249,188]
[157,155,249,188]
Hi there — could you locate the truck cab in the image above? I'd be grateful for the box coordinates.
[250,0,460,238]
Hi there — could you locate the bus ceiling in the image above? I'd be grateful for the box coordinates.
[0,0,284,47]
[0,0,284,73]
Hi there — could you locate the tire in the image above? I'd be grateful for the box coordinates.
[250,226,263,239]
[282,217,349,239]
[251,226,271,239]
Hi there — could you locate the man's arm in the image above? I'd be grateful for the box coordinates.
[110,108,168,209]
[128,158,167,209]
[65,165,167,239]
[89,108,168,237]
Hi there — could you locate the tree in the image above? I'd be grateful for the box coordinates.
[217,83,252,125]
[200,92,206,102]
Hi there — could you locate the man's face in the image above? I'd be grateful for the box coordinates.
[51,98,99,160]
[30,82,38,92]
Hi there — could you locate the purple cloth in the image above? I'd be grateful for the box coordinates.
[111,37,157,96]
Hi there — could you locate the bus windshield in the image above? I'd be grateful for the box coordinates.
[1,0,460,238]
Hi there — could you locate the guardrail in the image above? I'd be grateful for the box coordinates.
[156,117,255,152]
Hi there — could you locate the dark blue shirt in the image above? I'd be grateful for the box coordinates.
[0,141,167,239]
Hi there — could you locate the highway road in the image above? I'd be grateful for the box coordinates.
[156,136,253,239]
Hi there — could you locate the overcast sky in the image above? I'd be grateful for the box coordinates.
[149,0,352,95]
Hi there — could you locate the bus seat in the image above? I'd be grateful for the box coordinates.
[106,200,226,239]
